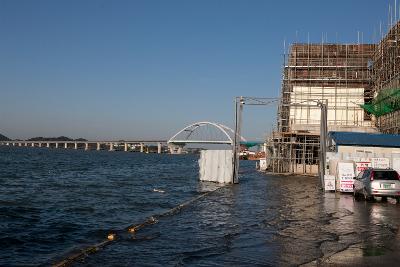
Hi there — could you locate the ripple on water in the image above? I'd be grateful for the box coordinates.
[2,147,400,266]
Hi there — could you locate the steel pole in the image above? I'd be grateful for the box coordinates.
[233,97,243,184]
[318,100,328,191]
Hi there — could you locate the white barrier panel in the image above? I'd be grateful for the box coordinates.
[199,150,233,183]
[324,175,336,191]
[259,158,267,171]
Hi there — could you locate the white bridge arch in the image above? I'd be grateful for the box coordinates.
[168,121,246,145]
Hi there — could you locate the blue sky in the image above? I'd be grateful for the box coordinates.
[0,0,392,140]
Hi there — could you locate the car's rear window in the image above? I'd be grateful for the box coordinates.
[373,170,399,180]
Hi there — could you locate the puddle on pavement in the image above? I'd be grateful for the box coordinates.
[362,246,387,257]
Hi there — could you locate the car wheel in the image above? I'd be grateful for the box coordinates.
[381,196,388,202]
[396,197,400,204]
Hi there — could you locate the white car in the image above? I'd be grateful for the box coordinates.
[353,168,400,201]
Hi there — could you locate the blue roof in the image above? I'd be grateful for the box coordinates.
[328,131,400,148]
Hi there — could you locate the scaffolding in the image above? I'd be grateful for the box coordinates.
[372,20,400,134]
[268,42,376,174]
[361,88,400,117]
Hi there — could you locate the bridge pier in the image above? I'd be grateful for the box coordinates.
[157,143,162,154]
[168,144,184,154]
[5,140,168,153]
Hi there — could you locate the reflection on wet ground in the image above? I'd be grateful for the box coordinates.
[308,195,400,266]
[76,163,400,266]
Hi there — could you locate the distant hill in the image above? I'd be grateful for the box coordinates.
[74,138,87,141]
[0,133,10,141]
[27,136,87,141]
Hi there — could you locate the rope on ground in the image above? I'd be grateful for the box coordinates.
[52,185,225,267]
[53,239,112,267]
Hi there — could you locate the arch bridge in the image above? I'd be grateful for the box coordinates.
[168,121,247,154]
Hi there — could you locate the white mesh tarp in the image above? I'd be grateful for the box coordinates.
[199,150,233,183]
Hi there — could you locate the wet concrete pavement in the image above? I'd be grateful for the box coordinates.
[270,174,400,266]
[303,194,400,266]
[73,164,400,266]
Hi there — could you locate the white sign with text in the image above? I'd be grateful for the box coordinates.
[337,162,355,192]
[355,161,372,175]
[372,158,390,169]
[324,175,336,191]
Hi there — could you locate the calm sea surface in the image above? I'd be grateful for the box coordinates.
[2,146,400,266]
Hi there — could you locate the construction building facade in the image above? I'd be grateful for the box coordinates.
[369,21,400,134]
[267,43,377,174]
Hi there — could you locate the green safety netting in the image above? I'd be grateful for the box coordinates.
[360,88,400,117]
[240,141,264,148]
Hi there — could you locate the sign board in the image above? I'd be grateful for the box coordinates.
[355,161,372,175]
[324,175,336,191]
[337,162,355,192]
[371,158,390,169]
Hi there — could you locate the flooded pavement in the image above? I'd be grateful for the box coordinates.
[75,162,400,266]
[1,147,399,266]
[305,194,400,266]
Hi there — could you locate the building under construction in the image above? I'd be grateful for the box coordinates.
[267,43,377,174]
[369,21,400,134]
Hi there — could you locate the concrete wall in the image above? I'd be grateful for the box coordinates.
[326,147,400,177]
[338,145,400,155]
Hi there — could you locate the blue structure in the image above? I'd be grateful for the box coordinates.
[328,131,400,148]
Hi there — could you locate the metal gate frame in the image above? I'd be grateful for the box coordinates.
[232,96,327,189]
